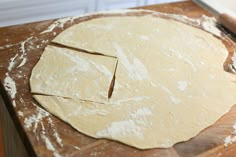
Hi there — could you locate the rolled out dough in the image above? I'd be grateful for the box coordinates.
[30,45,117,103]
[30,13,236,149]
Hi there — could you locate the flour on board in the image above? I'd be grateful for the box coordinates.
[4,74,17,99]
[47,117,63,147]
[24,105,50,129]
[17,58,27,68]
[17,37,32,68]
[74,146,80,150]
[23,104,63,156]
[3,36,35,109]
[18,111,24,117]
[8,53,18,71]
[41,131,62,157]
[224,122,236,147]
[200,15,222,37]
[40,17,77,34]
[0,8,229,153]
[12,100,16,107]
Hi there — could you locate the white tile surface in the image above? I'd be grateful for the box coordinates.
[0,0,183,27]
[194,0,236,17]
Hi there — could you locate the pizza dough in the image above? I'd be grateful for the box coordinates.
[30,45,117,103]
[30,13,236,149]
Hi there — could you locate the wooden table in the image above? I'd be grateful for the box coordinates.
[1,1,236,156]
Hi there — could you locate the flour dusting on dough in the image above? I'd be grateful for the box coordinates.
[177,81,188,91]
[164,48,197,71]
[139,35,149,41]
[66,105,109,118]
[113,43,149,80]
[114,96,150,105]
[132,107,152,117]
[130,107,153,126]
[158,83,181,104]
[89,61,113,78]
[24,9,223,39]
[96,107,152,139]
[96,120,143,139]
[86,23,114,30]
[56,48,90,72]
[30,9,232,149]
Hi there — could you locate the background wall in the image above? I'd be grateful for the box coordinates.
[0,0,184,27]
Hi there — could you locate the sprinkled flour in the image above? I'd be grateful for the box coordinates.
[177,80,188,91]
[4,74,17,99]
[23,104,63,156]
[18,111,24,117]
[47,117,63,147]
[12,100,16,107]
[41,131,61,157]
[40,17,77,34]
[96,119,144,139]
[114,96,150,105]
[200,15,222,37]
[8,53,18,71]
[38,9,151,35]
[4,36,34,103]
[17,37,33,68]
[17,58,27,68]
[46,8,222,39]
[96,107,152,139]
[24,105,50,129]
[113,42,149,80]
[0,8,230,153]
[74,146,80,150]
[158,83,181,105]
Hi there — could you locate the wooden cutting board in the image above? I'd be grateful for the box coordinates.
[0,1,236,157]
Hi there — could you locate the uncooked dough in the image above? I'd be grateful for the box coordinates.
[30,13,236,149]
[30,45,117,103]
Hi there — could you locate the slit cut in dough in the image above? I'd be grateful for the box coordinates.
[30,45,117,104]
[30,13,236,149]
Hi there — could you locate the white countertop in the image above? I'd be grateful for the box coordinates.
[0,0,183,27]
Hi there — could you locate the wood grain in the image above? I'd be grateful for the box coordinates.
[0,1,236,156]
[0,121,4,157]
